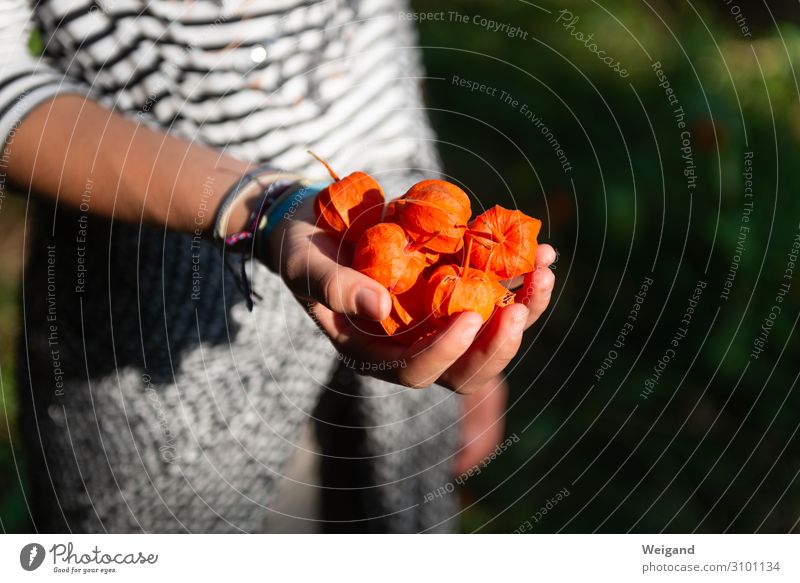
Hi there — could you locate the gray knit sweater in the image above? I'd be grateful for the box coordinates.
[6,0,461,532]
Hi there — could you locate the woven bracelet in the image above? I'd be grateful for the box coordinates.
[218,176,327,311]
[213,166,308,243]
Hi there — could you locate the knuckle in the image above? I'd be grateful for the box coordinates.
[472,346,517,376]
[456,384,481,395]
[499,336,523,363]
[397,372,430,389]
[535,268,555,289]
[494,353,516,372]
[318,270,340,307]
[283,255,307,284]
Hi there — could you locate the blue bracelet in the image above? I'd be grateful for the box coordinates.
[250,181,328,275]
[263,181,329,237]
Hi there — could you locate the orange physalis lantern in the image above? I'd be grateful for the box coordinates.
[379,277,431,338]
[309,168,545,340]
[352,223,436,294]
[426,264,512,322]
[310,151,385,243]
[467,205,541,280]
[391,180,471,254]
[425,234,514,323]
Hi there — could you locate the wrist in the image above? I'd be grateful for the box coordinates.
[256,180,327,269]
[210,171,306,311]
[222,175,265,236]
[211,166,303,240]
[203,160,254,236]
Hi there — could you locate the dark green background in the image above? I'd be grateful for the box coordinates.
[412,0,800,533]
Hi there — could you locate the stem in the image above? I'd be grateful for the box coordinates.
[405,231,441,254]
[307,150,341,181]
[485,247,496,276]
[465,228,495,249]
[461,233,474,274]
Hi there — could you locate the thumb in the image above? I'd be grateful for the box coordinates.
[287,243,391,320]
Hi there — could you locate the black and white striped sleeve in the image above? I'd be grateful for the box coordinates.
[0,0,90,149]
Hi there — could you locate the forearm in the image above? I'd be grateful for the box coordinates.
[3,94,256,236]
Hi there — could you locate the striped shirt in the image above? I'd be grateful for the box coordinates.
[0,0,440,181]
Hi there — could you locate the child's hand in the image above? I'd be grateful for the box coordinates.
[268,197,556,394]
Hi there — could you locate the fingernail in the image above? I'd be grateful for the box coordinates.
[356,289,382,319]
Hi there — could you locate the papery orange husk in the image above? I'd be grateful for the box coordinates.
[310,152,385,243]
[426,264,513,322]
[352,223,431,294]
[380,277,426,335]
[382,283,440,344]
[380,291,416,335]
[467,205,541,280]
[392,180,471,254]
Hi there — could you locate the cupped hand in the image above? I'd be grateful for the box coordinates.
[267,197,556,394]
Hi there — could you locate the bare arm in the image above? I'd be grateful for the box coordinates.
[3,94,254,237]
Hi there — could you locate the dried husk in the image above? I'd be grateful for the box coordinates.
[310,152,385,243]
[468,205,541,280]
[392,180,471,253]
[352,223,430,294]
[426,265,513,322]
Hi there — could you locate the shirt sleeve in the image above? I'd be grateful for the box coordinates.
[0,0,91,151]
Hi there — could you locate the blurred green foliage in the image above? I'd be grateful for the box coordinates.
[413,0,800,532]
[0,196,28,533]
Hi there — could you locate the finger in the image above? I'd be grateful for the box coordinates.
[314,306,485,389]
[536,243,557,268]
[283,241,391,321]
[516,266,555,329]
[443,304,528,393]
[397,311,485,389]
[502,244,556,290]
[311,303,406,364]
